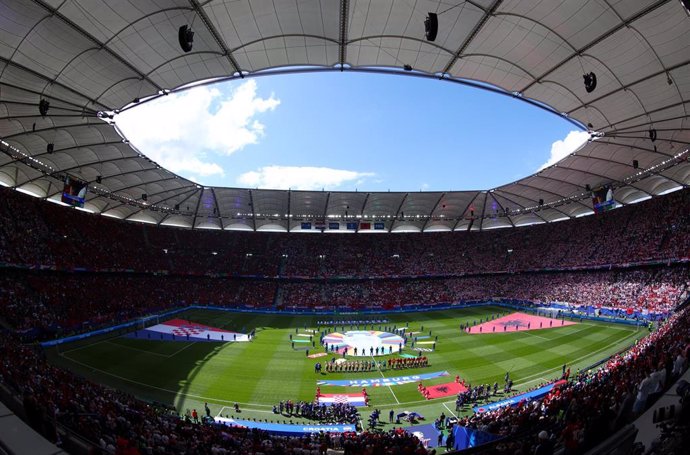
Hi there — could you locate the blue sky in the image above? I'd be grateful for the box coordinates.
[115,71,589,191]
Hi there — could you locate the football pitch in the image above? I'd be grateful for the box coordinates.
[46,306,644,426]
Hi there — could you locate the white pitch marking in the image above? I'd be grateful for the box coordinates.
[57,352,273,408]
[371,356,400,405]
[104,340,172,358]
[442,402,457,418]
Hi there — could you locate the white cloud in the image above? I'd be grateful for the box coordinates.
[115,80,280,179]
[237,166,375,190]
[538,130,590,171]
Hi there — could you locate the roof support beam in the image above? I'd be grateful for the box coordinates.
[494,189,567,221]
[519,0,671,94]
[452,192,480,231]
[576,153,646,169]
[356,192,370,233]
[359,193,371,218]
[21,162,154,190]
[651,170,687,188]
[488,192,515,227]
[105,184,196,214]
[552,166,649,199]
[609,127,690,136]
[174,188,202,216]
[511,181,596,209]
[192,187,205,229]
[510,181,570,200]
[602,100,690,133]
[567,58,690,119]
[120,187,199,220]
[248,189,256,231]
[338,0,350,66]
[97,167,161,185]
[286,189,292,232]
[1,122,107,142]
[493,191,551,224]
[210,188,223,228]
[532,174,587,190]
[109,176,184,195]
[32,0,164,102]
[560,165,648,192]
[0,100,93,115]
[442,0,503,74]
[0,57,105,111]
[478,192,489,231]
[1,140,125,173]
[189,0,241,73]
[608,115,690,133]
[421,193,445,232]
[389,193,408,233]
[601,138,682,158]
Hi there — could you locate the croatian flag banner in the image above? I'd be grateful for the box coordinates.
[317,393,367,407]
[126,319,248,342]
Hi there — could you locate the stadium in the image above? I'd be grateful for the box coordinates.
[0,1,689,454]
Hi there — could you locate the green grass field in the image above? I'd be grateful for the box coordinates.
[46,306,644,427]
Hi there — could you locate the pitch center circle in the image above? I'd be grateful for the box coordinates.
[344,331,382,349]
[322,330,405,357]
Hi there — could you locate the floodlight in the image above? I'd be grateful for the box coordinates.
[179,25,194,52]
[424,13,438,41]
[583,72,597,93]
[39,98,50,117]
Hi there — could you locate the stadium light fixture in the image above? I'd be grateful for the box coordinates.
[178,25,194,52]
[583,72,597,93]
[424,13,438,41]
[38,98,50,117]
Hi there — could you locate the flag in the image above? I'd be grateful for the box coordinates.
[126,319,248,342]
[318,393,367,407]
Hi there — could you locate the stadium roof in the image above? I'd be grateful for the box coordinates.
[0,0,688,232]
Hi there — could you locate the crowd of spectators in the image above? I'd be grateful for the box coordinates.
[1,304,688,454]
[0,186,689,453]
[283,268,688,314]
[0,329,427,454]
[0,266,686,339]
[1,187,688,277]
[449,306,690,454]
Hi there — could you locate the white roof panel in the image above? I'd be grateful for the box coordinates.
[0,0,687,232]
